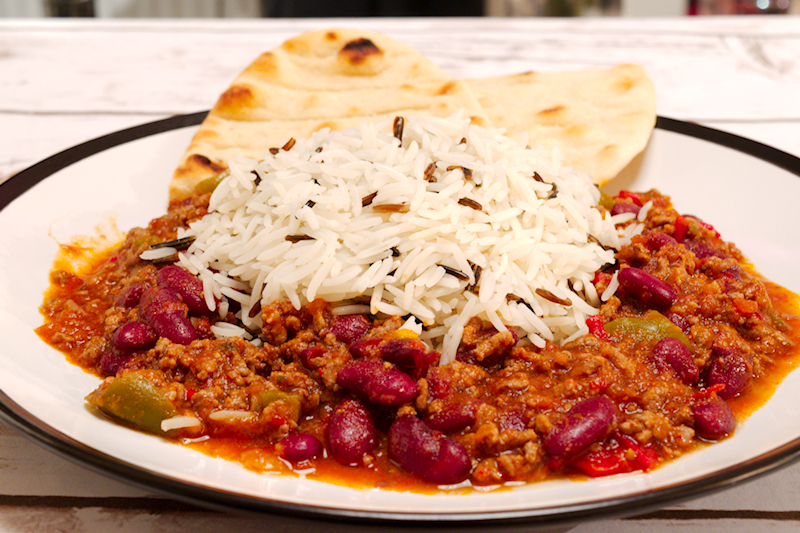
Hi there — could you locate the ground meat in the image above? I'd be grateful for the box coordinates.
[36,189,800,490]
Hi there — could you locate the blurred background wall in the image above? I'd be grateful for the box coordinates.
[0,0,795,17]
[0,0,685,17]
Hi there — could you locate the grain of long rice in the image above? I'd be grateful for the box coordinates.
[160,416,202,432]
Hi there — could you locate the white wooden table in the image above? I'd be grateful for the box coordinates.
[2,16,800,533]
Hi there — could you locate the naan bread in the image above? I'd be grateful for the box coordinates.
[170,28,489,201]
[465,64,656,185]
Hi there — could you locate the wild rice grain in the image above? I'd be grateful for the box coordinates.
[373,204,410,213]
[393,116,405,141]
[457,198,482,211]
[535,288,572,307]
[437,264,469,281]
[285,234,315,243]
[361,191,378,207]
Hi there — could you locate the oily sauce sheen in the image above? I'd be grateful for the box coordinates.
[190,277,800,491]
[37,190,800,491]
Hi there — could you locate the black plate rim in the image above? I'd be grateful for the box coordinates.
[2,113,800,529]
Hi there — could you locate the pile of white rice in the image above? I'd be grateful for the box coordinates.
[168,112,646,363]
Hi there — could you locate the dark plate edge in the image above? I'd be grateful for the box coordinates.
[2,114,800,529]
[0,111,208,212]
[655,116,800,176]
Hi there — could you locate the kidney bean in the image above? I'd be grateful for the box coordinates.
[380,338,438,377]
[138,287,197,345]
[455,349,478,366]
[426,376,451,400]
[719,267,742,281]
[706,347,751,399]
[651,337,699,383]
[280,432,323,463]
[337,359,418,406]
[617,267,677,310]
[326,399,377,465]
[610,202,641,217]
[543,395,616,459]
[97,348,134,377]
[138,286,180,321]
[298,346,325,369]
[149,312,197,345]
[112,321,157,351]
[499,408,527,431]
[646,233,677,251]
[425,397,481,434]
[388,414,471,485]
[346,337,379,360]
[684,240,724,260]
[665,312,691,335]
[693,397,736,440]
[329,314,372,344]
[156,264,211,316]
[114,282,150,308]
[380,338,427,366]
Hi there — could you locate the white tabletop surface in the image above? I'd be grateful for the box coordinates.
[2,15,800,533]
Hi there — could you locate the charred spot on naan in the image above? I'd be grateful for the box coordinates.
[536,104,565,117]
[244,52,279,76]
[337,37,384,75]
[437,81,459,96]
[212,84,262,121]
[506,71,539,84]
[190,119,222,143]
[597,144,620,162]
[315,120,342,133]
[340,38,382,63]
[614,76,636,93]
[282,32,329,56]
[564,124,590,140]
[184,154,226,175]
[533,105,571,126]
[610,65,646,93]
[538,105,565,116]
[468,115,489,127]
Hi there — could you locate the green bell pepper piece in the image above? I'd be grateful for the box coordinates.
[133,235,161,248]
[252,390,301,422]
[603,310,691,349]
[598,192,616,211]
[766,309,789,331]
[87,373,178,434]
[193,171,229,195]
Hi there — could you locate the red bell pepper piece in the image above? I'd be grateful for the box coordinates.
[692,383,725,400]
[698,220,721,238]
[586,315,610,341]
[733,297,759,316]
[592,271,612,286]
[673,215,689,242]
[616,190,645,207]
[571,434,658,477]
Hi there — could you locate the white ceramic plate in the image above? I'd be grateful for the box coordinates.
[1,115,799,530]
